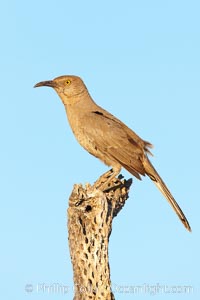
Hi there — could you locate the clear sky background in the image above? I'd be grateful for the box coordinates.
[1,0,200,299]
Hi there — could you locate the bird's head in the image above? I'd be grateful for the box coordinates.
[34,75,87,104]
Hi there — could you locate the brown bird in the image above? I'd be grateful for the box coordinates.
[34,75,191,232]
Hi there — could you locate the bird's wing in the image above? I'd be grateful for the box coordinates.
[82,109,152,179]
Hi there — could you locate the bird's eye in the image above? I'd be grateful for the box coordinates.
[65,79,71,85]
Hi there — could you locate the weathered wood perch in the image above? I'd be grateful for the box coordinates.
[68,173,132,300]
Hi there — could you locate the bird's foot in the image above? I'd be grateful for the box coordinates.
[94,169,123,192]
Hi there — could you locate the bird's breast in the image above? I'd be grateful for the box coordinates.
[65,106,115,167]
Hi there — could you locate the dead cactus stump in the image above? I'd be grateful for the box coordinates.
[68,174,132,300]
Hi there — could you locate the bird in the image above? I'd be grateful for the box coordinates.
[34,75,191,232]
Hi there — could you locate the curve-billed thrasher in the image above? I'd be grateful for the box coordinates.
[34,75,191,231]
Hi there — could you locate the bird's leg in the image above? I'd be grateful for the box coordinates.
[94,166,122,191]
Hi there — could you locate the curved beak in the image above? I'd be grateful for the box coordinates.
[34,80,57,88]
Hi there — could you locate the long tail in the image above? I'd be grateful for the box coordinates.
[143,157,191,232]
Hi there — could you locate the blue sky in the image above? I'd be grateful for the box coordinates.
[1,0,200,299]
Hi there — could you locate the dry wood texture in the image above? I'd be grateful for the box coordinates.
[68,174,132,300]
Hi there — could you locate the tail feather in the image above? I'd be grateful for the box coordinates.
[143,157,191,232]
